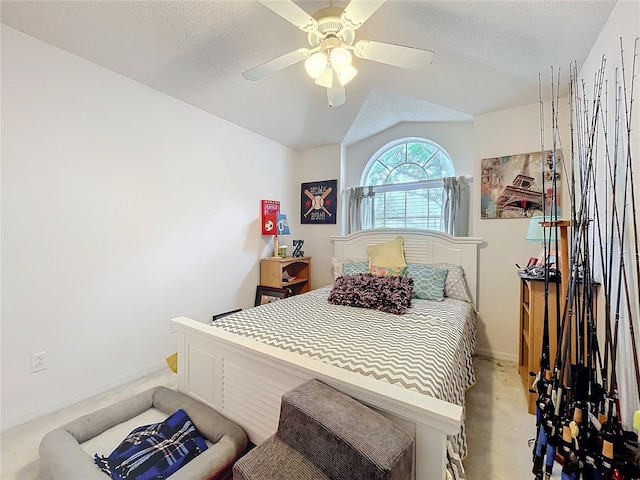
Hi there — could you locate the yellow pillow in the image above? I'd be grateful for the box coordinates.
[367,236,406,271]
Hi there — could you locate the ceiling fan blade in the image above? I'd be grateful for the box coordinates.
[353,40,434,70]
[340,0,385,30]
[257,0,318,32]
[327,74,346,107]
[242,48,310,81]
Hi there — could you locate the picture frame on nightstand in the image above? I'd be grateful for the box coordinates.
[255,285,291,307]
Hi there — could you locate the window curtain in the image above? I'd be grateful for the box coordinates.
[443,176,471,237]
[347,186,375,234]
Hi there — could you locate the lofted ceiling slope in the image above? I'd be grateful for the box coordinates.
[1,0,616,151]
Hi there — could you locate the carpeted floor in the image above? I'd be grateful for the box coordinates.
[1,356,546,479]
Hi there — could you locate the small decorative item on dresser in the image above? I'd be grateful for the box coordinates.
[261,200,280,234]
[272,213,291,258]
[292,239,304,257]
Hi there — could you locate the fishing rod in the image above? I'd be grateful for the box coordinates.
[532,70,561,480]
[556,57,607,480]
[619,36,640,397]
[546,68,567,480]
[599,61,633,480]
[593,69,614,425]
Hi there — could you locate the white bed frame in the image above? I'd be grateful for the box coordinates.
[172,229,482,480]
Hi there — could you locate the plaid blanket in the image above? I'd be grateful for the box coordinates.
[94,409,208,480]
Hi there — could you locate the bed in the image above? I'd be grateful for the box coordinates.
[171,228,482,480]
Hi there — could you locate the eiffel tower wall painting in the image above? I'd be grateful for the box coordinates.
[480,150,562,219]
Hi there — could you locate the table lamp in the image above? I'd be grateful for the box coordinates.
[526,215,558,248]
[273,213,290,258]
[526,215,570,289]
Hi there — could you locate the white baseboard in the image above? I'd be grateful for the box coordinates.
[475,347,518,364]
[1,363,168,432]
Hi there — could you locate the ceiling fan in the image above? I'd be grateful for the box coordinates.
[242,0,435,107]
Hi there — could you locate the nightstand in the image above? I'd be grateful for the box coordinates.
[260,256,311,296]
[518,271,600,414]
[518,273,560,414]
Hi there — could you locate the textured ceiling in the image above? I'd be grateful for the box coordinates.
[1,0,616,151]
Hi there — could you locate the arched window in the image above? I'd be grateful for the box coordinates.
[361,138,455,230]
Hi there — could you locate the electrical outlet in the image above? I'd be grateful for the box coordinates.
[31,351,47,373]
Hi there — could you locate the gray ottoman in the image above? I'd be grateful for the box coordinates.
[39,386,247,480]
[233,379,414,480]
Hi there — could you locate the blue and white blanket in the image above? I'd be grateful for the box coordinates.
[94,409,208,480]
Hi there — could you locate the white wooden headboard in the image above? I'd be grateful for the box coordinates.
[331,228,483,307]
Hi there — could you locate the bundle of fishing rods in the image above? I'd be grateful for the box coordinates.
[531,38,640,480]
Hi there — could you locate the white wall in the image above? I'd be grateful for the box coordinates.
[473,102,571,360]
[577,0,640,430]
[293,145,342,288]
[345,122,475,184]
[0,26,297,429]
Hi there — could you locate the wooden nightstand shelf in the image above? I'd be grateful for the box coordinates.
[260,257,311,296]
[518,270,600,414]
[518,273,559,414]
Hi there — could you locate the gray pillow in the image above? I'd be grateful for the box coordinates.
[423,263,473,303]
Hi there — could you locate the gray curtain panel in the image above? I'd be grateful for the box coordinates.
[444,176,470,237]
[347,186,375,234]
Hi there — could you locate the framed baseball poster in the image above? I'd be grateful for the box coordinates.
[301,179,337,224]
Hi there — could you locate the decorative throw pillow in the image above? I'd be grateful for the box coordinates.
[331,257,368,280]
[429,263,473,303]
[342,261,370,276]
[405,264,448,301]
[367,237,406,274]
[94,409,208,480]
[328,273,413,315]
[369,265,408,277]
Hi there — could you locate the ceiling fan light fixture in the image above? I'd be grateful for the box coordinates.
[304,52,328,79]
[329,47,352,73]
[315,67,334,88]
[337,65,357,86]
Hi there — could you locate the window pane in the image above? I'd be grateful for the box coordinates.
[378,144,406,171]
[384,191,406,219]
[365,162,391,185]
[363,139,454,232]
[407,190,428,216]
[387,164,427,184]
[408,142,436,166]
[425,151,455,178]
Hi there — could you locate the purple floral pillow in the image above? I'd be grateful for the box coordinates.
[328,273,413,315]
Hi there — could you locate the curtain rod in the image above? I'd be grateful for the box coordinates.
[347,175,473,191]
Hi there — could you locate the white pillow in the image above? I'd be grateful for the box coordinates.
[331,257,367,280]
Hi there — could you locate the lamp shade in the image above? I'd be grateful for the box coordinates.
[337,65,358,86]
[304,52,327,79]
[526,215,558,242]
[315,67,333,88]
[276,213,291,235]
[330,47,352,73]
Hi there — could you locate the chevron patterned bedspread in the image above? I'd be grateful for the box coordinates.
[211,286,477,459]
